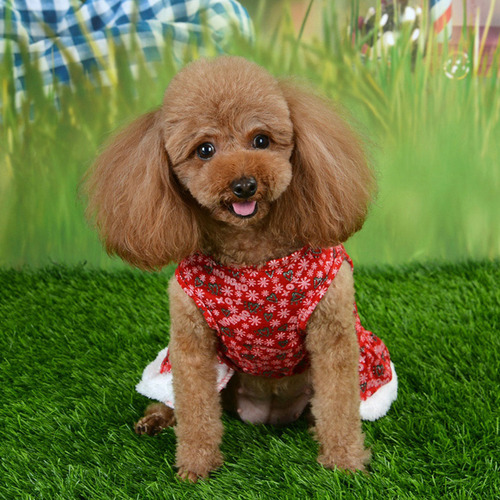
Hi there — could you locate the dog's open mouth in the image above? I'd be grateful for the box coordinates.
[229,201,258,218]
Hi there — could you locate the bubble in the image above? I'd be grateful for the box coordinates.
[444,51,470,80]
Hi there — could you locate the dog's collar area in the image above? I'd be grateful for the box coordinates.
[229,201,258,218]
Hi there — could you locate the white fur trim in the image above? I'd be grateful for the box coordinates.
[135,347,235,408]
[360,362,398,421]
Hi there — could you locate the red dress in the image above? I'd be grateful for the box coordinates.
[160,245,393,401]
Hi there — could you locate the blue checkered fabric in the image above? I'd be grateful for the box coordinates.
[0,0,252,104]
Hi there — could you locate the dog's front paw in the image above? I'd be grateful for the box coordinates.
[177,469,200,483]
[176,448,223,482]
[318,445,371,473]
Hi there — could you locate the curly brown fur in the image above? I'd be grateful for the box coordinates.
[84,56,375,480]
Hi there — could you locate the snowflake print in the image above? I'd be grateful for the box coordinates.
[247,290,259,302]
[277,309,289,319]
[258,276,269,288]
[298,277,311,290]
[297,258,310,272]
[248,316,260,326]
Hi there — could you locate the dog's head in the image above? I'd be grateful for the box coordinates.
[162,57,294,228]
[84,57,374,269]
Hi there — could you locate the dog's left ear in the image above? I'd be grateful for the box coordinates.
[271,80,375,246]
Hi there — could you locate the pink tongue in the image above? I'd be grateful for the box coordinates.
[232,201,256,216]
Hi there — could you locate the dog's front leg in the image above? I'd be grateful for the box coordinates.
[306,261,370,472]
[168,279,224,482]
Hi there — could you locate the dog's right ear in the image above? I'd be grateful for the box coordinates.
[83,110,201,270]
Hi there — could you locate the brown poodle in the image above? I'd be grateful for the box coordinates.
[84,56,397,482]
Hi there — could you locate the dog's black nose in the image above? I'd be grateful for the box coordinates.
[231,177,258,199]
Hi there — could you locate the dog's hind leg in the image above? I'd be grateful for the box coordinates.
[135,403,176,436]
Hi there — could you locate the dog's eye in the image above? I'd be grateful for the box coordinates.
[196,142,216,160]
[252,134,270,149]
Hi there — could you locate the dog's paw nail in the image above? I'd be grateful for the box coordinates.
[135,423,146,434]
[178,470,200,483]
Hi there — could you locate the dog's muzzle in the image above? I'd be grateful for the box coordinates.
[229,176,258,218]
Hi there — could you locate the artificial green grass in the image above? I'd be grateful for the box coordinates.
[1,261,498,499]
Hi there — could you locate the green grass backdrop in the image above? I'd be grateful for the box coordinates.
[0,1,499,267]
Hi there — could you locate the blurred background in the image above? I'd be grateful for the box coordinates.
[0,0,499,268]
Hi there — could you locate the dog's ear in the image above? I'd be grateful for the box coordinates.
[271,80,375,246]
[83,110,200,269]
